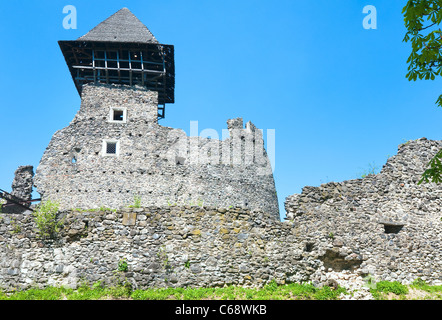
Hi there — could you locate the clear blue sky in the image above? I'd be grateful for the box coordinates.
[1,1,441,220]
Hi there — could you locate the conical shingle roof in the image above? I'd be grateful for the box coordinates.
[77,8,158,43]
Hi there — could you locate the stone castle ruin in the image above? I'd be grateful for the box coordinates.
[1,8,441,293]
[32,8,279,218]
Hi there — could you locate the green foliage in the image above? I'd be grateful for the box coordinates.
[403,1,442,184]
[403,0,442,85]
[157,246,172,271]
[128,195,142,208]
[313,285,347,300]
[0,290,7,300]
[117,258,128,272]
[66,282,105,300]
[419,149,442,184]
[132,288,177,300]
[32,200,63,239]
[3,280,442,300]
[3,286,71,300]
[411,277,442,293]
[264,280,278,292]
[370,281,409,299]
[359,162,380,179]
[10,219,21,234]
[0,281,348,301]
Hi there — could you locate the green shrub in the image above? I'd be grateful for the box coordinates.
[32,200,63,239]
[118,258,128,272]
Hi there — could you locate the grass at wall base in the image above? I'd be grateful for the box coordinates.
[1,279,441,300]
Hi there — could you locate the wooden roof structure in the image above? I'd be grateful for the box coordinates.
[59,8,175,118]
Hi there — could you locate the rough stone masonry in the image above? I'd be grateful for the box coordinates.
[1,139,441,293]
[285,138,442,285]
[33,83,279,219]
[4,6,441,294]
[1,166,34,214]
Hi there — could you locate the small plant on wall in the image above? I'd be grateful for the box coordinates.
[32,200,63,239]
[128,195,142,208]
[118,258,129,272]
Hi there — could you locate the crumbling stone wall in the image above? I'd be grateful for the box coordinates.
[3,136,442,292]
[285,138,442,284]
[2,166,34,214]
[34,83,279,219]
[1,181,441,293]
[8,88,442,291]
[0,206,316,291]
[10,166,34,202]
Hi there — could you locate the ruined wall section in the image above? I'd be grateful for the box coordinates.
[0,206,312,292]
[10,166,34,202]
[1,166,35,214]
[285,138,442,284]
[1,201,441,293]
[34,84,279,219]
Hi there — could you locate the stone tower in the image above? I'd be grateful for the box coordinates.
[34,8,280,219]
[58,7,174,119]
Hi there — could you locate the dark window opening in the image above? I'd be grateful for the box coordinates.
[132,61,142,69]
[113,110,124,121]
[107,51,118,60]
[94,50,105,59]
[383,223,404,234]
[107,61,118,68]
[106,142,117,154]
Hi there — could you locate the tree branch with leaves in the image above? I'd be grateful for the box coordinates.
[403,0,442,184]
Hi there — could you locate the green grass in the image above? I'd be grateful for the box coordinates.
[411,279,442,292]
[3,286,71,300]
[369,279,442,300]
[370,281,408,300]
[131,281,347,300]
[0,281,347,301]
[2,280,441,300]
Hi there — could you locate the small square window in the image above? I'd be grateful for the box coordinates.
[102,140,120,157]
[113,110,124,121]
[109,108,127,123]
[106,142,117,154]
